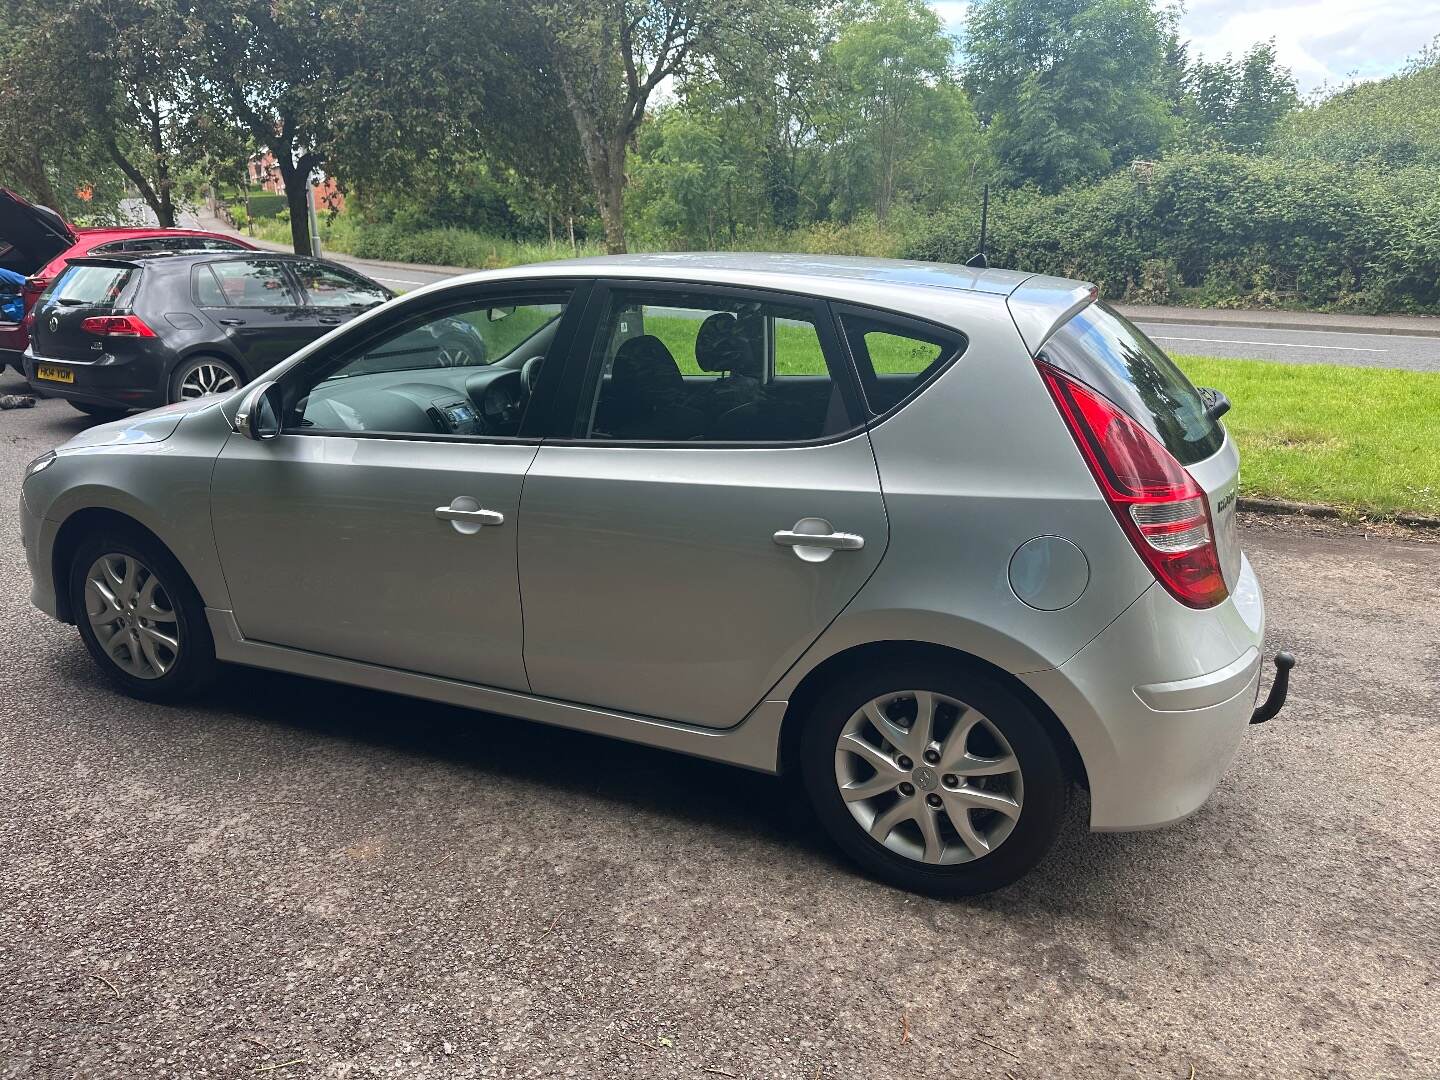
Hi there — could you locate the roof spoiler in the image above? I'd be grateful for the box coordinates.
[1007,279,1099,356]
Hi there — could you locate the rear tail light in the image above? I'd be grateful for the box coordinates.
[81,314,156,338]
[1037,360,1228,609]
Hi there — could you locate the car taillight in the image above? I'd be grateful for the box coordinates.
[81,314,156,338]
[1037,360,1228,609]
[23,277,47,296]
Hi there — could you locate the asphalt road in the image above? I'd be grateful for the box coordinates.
[2,378,1437,1079]
[1134,321,1440,371]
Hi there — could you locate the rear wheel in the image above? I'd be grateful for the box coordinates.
[170,356,242,403]
[800,662,1069,896]
[68,528,218,702]
[68,400,130,422]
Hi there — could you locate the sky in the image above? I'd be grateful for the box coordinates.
[931,0,1440,93]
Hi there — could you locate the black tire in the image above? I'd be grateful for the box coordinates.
[68,526,218,703]
[800,661,1070,897]
[68,400,130,422]
[168,355,243,404]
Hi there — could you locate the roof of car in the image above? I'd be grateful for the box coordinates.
[530,251,1040,297]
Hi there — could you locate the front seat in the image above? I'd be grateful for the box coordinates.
[597,334,703,440]
[694,312,764,425]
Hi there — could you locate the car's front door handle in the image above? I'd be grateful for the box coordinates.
[436,506,505,526]
[774,529,865,550]
[774,518,865,562]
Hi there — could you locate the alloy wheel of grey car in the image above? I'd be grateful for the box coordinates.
[802,662,1068,897]
[84,552,180,679]
[68,530,218,702]
[173,357,241,402]
[835,690,1024,865]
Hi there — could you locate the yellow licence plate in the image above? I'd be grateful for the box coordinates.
[36,364,74,384]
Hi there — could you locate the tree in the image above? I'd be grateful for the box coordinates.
[964,0,1176,191]
[183,0,493,254]
[820,0,984,222]
[525,0,788,253]
[1188,41,1298,151]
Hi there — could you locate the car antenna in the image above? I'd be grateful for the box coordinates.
[965,184,989,268]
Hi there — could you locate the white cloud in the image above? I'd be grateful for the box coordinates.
[931,0,1440,92]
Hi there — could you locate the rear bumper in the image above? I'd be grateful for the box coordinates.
[1023,553,1268,831]
[22,348,165,410]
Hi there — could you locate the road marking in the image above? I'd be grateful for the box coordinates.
[1149,335,1388,354]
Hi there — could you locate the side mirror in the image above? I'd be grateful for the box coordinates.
[233,380,281,440]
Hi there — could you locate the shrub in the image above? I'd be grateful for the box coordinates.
[903,152,1440,312]
[245,193,288,219]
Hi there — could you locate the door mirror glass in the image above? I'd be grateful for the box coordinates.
[234,380,281,440]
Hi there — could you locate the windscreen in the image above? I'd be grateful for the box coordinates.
[1038,302,1223,466]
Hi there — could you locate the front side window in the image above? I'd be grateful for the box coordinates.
[292,260,389,309]
[202,260,299,308]
[280,294,569,438]
[578,289,857,443]
[838,311,965,414]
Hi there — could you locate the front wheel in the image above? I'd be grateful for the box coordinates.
[170,356,242,403]
[68,529,218,702]
[800,662,1069,896]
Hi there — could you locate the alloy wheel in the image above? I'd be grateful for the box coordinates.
[178,361,239,399]
[834,690,1024,865]
[437,344,475,367]
[84,553,181,680]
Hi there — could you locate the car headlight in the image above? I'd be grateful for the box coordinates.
[26,451,56,477]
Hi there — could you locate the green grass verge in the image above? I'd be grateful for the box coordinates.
[1174,355,1440,519]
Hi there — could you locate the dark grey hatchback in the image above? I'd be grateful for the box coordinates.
[22,251,393,419]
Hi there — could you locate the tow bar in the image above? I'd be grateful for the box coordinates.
[1250,651,1296,725]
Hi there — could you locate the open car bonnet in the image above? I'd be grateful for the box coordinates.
[0,187,76,273]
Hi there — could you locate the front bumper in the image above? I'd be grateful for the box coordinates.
[22,348,165,411]
[1023,553,1271,831]
[19,486,61,620]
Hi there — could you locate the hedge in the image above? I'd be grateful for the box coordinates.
[903,152,1440,313]
[243,193,288,219]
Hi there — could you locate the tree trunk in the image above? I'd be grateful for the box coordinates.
[597,154,627,254]
[14,149,59,209]
[276,151,317,256]
[104,138,174,228]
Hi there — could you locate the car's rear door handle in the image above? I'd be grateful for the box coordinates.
[436,506,505,526]
[318,315,343,325]
[774,518,865,562]
[218,318,246,326]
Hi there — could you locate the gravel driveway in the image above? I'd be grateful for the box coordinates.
[1,378,1436,1079]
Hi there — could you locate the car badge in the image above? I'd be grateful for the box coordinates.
[48,315,59,333]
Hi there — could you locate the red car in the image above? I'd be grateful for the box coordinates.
[1,187,256,371]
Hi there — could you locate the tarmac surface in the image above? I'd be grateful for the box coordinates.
[1,379,1437,1079]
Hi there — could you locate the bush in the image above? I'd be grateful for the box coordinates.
[903,152,1440,312]
[245,193,288,219]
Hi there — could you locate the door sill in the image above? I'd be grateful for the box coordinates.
[205,609,784,773]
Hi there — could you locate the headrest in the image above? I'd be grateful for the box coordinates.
[695,312,759,377]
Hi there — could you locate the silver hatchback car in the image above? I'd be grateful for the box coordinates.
[20,253,1291,895]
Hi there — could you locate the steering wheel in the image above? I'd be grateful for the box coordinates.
[521,355,545,396]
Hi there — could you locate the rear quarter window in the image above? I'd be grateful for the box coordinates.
[1038,303,1223,466]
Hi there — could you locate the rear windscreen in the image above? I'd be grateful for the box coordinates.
[49,265,133,306]
[1038,302,1223,466]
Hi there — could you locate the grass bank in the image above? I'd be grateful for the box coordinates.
[1174,355,1440,520]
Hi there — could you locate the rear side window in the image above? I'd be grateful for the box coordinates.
[92,237,246,255]
[49,265,133,306]
[1039,303,1222,466]
[837,309,966,414]
[203,260,299,307]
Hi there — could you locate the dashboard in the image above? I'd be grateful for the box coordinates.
[300,364,531,437]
